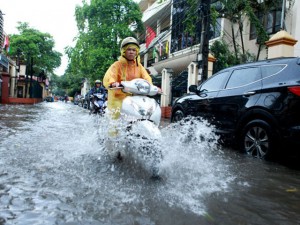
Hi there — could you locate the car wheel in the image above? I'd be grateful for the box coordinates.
[241,119,275,159]
[172,109,185,122]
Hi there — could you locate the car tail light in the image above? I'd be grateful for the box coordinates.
[288,86,300,96]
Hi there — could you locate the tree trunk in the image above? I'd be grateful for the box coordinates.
[239,18,245,55]
[231,22,238,61]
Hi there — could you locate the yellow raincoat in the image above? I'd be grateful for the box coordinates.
[103,55,152,119]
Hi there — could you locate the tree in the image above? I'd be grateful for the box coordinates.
[9,22,62,76]
[210,40,255,73]
[49,74,67,96]
[67,0,144,84]
[185,0,294,67]
[214,0,295,60]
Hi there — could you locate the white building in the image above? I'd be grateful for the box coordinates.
[138,0,300,89]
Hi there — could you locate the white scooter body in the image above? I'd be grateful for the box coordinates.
[90,93,107,115]
[115,78,162,177]
[120,79,161,125]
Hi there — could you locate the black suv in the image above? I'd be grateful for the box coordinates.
[171,57,300,159]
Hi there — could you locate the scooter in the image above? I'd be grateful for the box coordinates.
[110,78,162,178]
[89,93,107,115]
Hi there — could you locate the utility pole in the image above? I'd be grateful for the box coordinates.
[280,0,286,30]
[29,57,33,98]
[25,54,30,98]
[200,0,211,82]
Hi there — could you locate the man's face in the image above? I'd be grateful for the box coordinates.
[96,83,101,87]
[125,47,137,61]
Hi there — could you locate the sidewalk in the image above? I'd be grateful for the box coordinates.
[160,117,171,128]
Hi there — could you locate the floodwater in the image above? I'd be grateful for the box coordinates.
[0,102,299,225]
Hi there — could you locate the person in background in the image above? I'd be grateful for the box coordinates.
[89,80,106,96]
[89,80,107,113]
[64,94,68,103]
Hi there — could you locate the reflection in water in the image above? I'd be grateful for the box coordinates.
[0,102,299,225]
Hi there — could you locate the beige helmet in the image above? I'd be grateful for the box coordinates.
[120,37,140,50]
[95,80,102,84]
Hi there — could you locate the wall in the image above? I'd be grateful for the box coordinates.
[290,0,300,56]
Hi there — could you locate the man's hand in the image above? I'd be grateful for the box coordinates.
[110,82,120,88]
[157,87,162,94]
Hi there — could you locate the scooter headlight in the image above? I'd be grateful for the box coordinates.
[135,80,150,94]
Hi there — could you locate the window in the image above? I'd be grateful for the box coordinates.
[250,9,282,40]
[209,18,222,40]
[261,65,286,78]
[226,67,261,89]
[147,47,156,66]
[200,72,229,92]
[171,0,221,53]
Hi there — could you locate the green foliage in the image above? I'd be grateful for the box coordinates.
[210,40,237,73]
[215,0,294,57]
[210,40,255,73]
[9,22,62,75]
[185,0,294,61]
[66,0,144,85]
[184,0,199,37]
[50,72,82,96]
[49,74,67,96]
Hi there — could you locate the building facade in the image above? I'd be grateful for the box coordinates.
[138,0,300,111]
[0,9,49,104]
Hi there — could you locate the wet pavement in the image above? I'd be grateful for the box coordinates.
[0,102,299,225]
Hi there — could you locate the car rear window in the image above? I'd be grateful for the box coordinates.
[226,67,261,89]
[261,65,286,78]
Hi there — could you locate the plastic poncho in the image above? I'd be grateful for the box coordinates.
[103,53,152,119]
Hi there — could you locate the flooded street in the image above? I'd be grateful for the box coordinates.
[0,102,299,225]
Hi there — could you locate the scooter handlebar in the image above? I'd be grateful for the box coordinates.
[109,86,123,90]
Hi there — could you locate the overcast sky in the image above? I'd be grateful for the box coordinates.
[1,0,83,75]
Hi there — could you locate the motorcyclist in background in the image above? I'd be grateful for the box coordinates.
[89,80,107,114]
[90,80,106,95]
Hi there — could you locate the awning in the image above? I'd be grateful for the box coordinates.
[147,66,158,75]
[153,51,198,75]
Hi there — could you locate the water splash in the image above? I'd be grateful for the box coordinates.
[0,102,235,224]
[156,118,234,214]
[97,114,235,214]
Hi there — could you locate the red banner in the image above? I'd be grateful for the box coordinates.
[146,26,156,48]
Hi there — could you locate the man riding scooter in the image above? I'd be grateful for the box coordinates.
[103,37,152,119]
[103,37,155,160]
[103,37,162,177]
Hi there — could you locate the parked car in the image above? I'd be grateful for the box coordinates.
[171,57,300,159]
[44,96,54,102]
